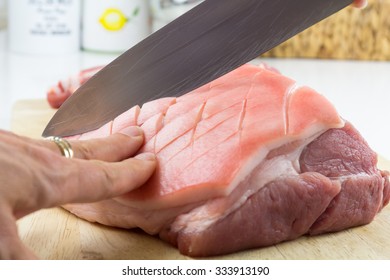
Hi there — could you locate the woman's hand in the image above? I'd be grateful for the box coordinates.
[0,127,156,259]
[353,0,367,8]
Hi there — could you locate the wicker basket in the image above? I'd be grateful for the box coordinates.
[262,0,390,60]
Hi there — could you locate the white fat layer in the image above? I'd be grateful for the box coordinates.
[225,122,344,197]
[330,172,373,182]
[170,125,341,234]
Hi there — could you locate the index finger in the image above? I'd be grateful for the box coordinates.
[353,0,367,8]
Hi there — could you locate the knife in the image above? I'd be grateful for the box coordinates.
[42,0,353,137]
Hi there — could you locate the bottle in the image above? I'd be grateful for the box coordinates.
[8,0,81,55]
[82,0,151,53]
[0,0,6,30]
[150,0,203,32]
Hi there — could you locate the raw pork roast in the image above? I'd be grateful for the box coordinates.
[53,64,390,257]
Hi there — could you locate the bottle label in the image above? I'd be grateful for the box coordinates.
[82,0,150,53]
[99,6,140,32]
[8,0,80,54]
[27,0,77,37]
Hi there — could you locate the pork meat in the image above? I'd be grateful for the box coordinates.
[59,64,389,257]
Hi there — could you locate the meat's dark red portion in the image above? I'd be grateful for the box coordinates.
[159,123,389,257]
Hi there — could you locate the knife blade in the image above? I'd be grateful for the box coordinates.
[42,0,353,137]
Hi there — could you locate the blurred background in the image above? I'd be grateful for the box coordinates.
[0,0,390,159]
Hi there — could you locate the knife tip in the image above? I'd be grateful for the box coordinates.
[42,125,54,138]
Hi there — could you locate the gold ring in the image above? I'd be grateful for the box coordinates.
[47,136,74,159]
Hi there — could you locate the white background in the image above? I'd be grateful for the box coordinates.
[0,260,388,279]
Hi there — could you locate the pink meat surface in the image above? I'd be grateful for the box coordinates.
[61,64,390,257]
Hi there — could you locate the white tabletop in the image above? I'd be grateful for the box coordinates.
[1,29,390,160]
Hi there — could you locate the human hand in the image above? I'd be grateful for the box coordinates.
[0,127,156,259]
[353,0,367,8]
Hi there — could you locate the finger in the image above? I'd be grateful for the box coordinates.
[0,129,63,155]
[45,152,157,206]
[69,126,145,161]
[0,205,37,259]
[43,126,145,162]
[0,126,145,162]
[353,0,367,8]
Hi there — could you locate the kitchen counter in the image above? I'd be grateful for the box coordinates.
[1,29,390,160]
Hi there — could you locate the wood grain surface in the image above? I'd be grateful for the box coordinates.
[12,99,390,260]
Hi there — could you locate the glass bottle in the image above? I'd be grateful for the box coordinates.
[82,0,151,53]
[8,0,81,54]
[150,0,204,32]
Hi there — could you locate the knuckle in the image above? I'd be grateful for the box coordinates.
[77,141,96,160]
[92,162,117,197]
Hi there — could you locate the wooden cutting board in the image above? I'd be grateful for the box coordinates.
[12,99,390,260]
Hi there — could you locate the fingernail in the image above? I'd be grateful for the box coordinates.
[135,152,156,161]
[119,126,142,138]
